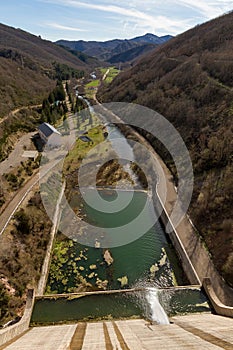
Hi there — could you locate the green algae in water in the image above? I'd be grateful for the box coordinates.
[46,190,186,294]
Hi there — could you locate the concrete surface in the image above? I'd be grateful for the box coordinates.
[0,132,36,176]
[4,325,76,350]
[203,278,233,318]
[3,314,233,349]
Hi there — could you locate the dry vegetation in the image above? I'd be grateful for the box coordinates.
[98,12,233,285]
[0,22,87,118]
[0,193,52,325]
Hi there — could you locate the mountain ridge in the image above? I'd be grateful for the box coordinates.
[56,33,173,63]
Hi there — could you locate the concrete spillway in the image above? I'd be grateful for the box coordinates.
[3,314,233,349]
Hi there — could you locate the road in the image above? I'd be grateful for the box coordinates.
[0,131,40,236]
[0,94,68,236]
[0,172,39,236]
[0,152,66,237]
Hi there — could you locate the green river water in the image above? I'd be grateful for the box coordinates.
[31,123,211,324]
[31,190,211,324]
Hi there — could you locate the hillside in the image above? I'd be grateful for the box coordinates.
[56,33,173,64]
[108,43,157,64]
[0,23,87,117]
[98,12,233,285]
[59,47,103,67]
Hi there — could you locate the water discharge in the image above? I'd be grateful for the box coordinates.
[147,288,170,324]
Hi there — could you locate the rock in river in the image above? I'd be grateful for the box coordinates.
[103,249,114,266]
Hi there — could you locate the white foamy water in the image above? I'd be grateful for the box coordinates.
[147,288,170,325]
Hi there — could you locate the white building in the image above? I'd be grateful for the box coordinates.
[38,122,61,147]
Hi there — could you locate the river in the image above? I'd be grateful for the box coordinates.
[31,97,211,324]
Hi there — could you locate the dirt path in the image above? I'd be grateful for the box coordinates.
[102,69,110,81]
[0,172,39,236]
[0,104,42,126]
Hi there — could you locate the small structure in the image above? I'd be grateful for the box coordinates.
[79,135,93,143]
[22,151,38,161]
[90,72,97,79]
[38,122,61,148]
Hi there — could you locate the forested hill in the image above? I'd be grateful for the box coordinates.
[0,23,87,116]
[98,12,233,286]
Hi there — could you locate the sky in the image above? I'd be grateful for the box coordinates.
[0,0,232,42]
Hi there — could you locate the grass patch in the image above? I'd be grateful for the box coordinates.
[104,67,120,84]
[63,125,105,174]
[85,80,100,88]
[100,67,109,75]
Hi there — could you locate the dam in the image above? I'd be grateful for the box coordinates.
[31,121,210,325]
[1,107,233,349]
[3,315,233,349]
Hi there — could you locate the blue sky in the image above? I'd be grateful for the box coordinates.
[0,0,232,42]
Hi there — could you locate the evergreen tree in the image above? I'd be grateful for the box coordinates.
[65,81,69,94]
[48,92,55,104]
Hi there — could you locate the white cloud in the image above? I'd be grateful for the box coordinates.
[46,22,88,31]
[174,0,233,19]
[40,0,233,19]
[41,0,194,35]
[175,0,220,18]
[52,0,157,23]
[39,0,233,39]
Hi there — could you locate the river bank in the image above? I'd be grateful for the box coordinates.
[91,98,233,308]
[45,110,187,295]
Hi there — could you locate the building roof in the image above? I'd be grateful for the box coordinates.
[79,135,93,143]
[38,123,61,137]
[22,151,39,159]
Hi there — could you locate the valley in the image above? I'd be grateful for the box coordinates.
[0,7,233,349]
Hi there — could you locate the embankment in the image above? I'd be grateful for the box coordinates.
[0,290,35,348]
[93,101,233,310]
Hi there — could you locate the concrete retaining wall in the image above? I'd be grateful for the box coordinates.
[94,102,233,309]
[101,103,233,311]
[157,196,233,315]
[154,194,201,286]
[203,278,233,317]
[0,289,35,347]
[37,182,65,296]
